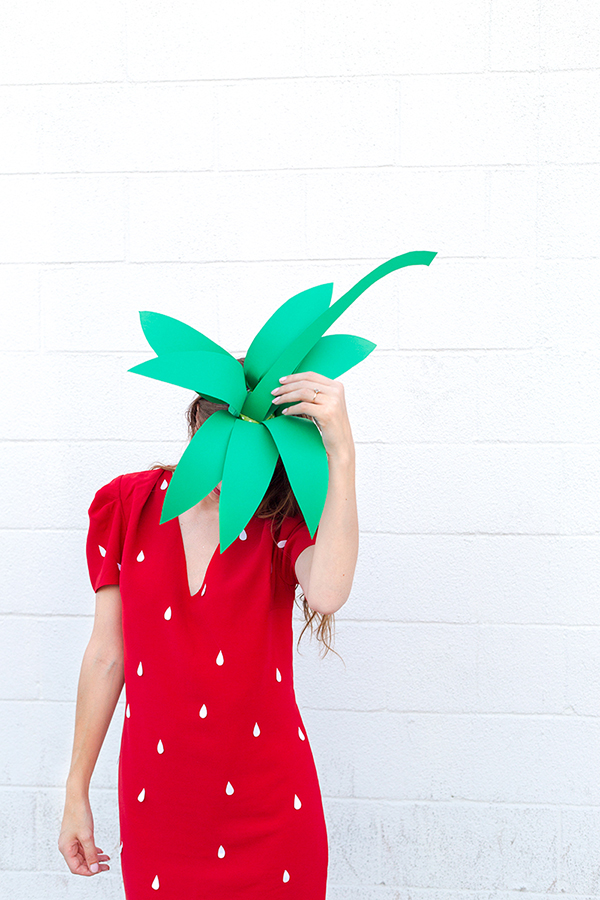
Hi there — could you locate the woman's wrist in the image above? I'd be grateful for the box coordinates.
[66,772,91,800]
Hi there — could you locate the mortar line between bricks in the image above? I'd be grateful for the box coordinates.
[2,699,599,720]
[3,787,600,812]
[2,66,599,87]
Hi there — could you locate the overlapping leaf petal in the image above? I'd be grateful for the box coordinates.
[264,415,328,537]
[160,410,236,523]
[128,350,248,411]
[218,419,279,552]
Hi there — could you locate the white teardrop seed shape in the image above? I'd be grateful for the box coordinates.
[201,584,207,597]
[298,727,305,741]
[283,869,290,883]
[98,544,107,557]
[137,661,143,676]
[218,845,225,859]
[137,550,145,562]
[164,606,172,620]
[157,739,164,754]
[253,722,260,737]
[294,794,302,809]
[137,788,145,802]
[277,539,287,549]
[119,841,123,854]
[226,781,234,795]
[276,668,282,682]
[216,650,224,666]
[117,562,121,570]
[151,874,160,890]
[160,479,168,490]
[199,704,207,718]
[126,703,130,718]
[239,529,247,541]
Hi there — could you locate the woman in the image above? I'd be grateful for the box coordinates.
[58,369,359,899]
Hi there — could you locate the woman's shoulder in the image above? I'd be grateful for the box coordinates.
[90,468,167,514]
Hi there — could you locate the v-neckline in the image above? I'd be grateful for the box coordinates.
[175,515,221,599]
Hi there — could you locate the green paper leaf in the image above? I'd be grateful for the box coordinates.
[139,311,230,357]
[263,415,328,537]
[128,350,248,410]
[242,251,437,421]
[243,283,334,389]
[297,334,376,380]
[160,410,236,523]
[218,419,279,552]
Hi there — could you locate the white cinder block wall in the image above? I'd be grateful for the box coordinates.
[1,1,599,897]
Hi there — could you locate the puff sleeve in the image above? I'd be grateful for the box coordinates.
[86,474,125,592]
[277,515,318,587]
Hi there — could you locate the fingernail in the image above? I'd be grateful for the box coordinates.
[90,863,99,873]
[279,376,288,382]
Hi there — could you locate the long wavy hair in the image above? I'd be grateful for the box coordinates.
[152,360,339,659]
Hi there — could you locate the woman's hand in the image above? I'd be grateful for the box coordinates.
[271,371,354,460]
[59,791,111,876]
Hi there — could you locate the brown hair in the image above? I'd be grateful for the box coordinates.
[151,362,340,660]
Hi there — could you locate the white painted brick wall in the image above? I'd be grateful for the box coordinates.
[0,1,599,898]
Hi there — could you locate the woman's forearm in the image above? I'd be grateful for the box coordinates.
[66,641,124,797]
[307,444,359,614]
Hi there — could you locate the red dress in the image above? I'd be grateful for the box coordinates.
[86,467,328,899]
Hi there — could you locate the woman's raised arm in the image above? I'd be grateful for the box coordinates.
[58,584,125,876]
[272,372,359,615]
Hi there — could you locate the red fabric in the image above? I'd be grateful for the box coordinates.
[86,468,326,899]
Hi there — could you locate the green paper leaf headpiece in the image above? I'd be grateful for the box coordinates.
[129,251,437,552]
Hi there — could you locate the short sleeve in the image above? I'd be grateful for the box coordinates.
[277,515,318,587]
[86,475,125,592]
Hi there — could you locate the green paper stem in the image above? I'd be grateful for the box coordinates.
[160,410,236,523]
[242,251,437,421]
[218,419,279,552]
[263,415,328,536]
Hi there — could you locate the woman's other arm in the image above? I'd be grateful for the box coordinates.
[58,584,124,876]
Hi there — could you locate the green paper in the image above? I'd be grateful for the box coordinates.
[160,410,235,523]
[264,415,328,537]
[243,283,334,389]
[242,251,437,421]
[128,349,248,410]
[130,252,437,538]
[139,311,230,356]
[218,418,279,552]
[296,334,376,380]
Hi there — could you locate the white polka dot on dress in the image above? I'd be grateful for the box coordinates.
[98,545,107,557]
[137,662,143,676]
[239,529,247,541]
[216,650,224,666]
[137,550,145,562]
[199,704,207,718]
[218,845,225,859]
[201,584,207,597]
[294,794,302,809]
[126,703,130,718]
[152,874,160,890]
[276,668,282,682]
[298,727,305,741]
[277,539,287,549]
[226,781,234,795]
[164,606,172,620]
[253,722,261,737]
[160,479,168,490]
[137,788,145,802]
[157,739,164,754]
[283,869,290,883]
